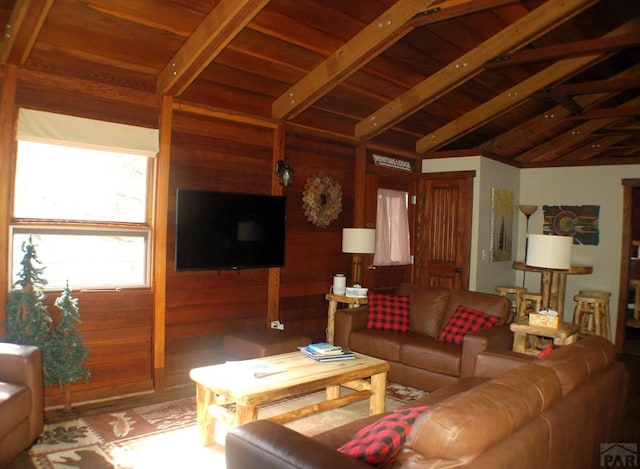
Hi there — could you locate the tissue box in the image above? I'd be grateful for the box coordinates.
[528,313,559,329]
[345,287,368,298]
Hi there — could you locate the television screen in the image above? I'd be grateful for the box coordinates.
[175,189,286,271]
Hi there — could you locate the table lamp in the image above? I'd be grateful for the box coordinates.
[526,234,573,311]
[342,228,375,286]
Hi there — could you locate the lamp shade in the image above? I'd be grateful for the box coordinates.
[526,234,573,270]
[342,228,375,254]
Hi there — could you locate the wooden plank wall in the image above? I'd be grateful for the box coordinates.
[2,73,358,404]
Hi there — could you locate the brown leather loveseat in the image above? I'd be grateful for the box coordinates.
[334,283,512,391]
[226,335,627,469]
[0,342,44,467]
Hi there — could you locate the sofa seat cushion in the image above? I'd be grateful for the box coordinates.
[0,382,30,437]
[400,335,462,376]
[349,329,403,362]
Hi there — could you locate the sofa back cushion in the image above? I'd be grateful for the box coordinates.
[398,283,450,338]
[441,290,510,329]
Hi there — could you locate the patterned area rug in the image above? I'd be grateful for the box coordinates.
[28,383,427,468]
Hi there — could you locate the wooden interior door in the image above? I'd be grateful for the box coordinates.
[414,171,474,290]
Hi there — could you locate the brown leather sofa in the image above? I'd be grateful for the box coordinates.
[226,335,627,469]
[0,342,44,468]
[334,283,512,391]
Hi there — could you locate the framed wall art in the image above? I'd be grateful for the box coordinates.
[490,188,513,262]
[543,205,600,245]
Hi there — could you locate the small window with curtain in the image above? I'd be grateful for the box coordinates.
[373,188,411,266]
[10,109,159,290]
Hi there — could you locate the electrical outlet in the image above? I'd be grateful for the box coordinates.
[270,320,285,330]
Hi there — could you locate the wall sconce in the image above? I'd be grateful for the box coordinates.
[342,228,376,286]
[526,234,572,311]
[275,159,293,186]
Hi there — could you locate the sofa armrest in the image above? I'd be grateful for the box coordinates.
[460,324,513,378]
[0,342,44,442]
[334,305,368,348]
[226,420,370,469]
[472,349,535,378]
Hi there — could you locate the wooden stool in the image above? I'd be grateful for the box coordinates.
[495,286,527,318]
[572,294,611,340]
[517,292,542,322]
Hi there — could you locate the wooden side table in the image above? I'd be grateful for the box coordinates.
[510,320,579,355]
[325,293,368,343]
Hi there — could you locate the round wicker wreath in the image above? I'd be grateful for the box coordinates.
[302,173,342,228]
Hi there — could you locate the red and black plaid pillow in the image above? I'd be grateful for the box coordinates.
[367,293,410,332]
[437,305,499,344]
[536,343,559,358]
[337,405,429,466]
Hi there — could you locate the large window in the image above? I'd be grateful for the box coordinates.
[10,109,158,290]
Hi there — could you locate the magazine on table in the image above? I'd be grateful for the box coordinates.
[298,345,355,361]
[307,342,346,355]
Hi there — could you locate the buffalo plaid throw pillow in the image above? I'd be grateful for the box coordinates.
[367,293,410,332]
[337,405,429,466]
[536,343,559,358]
[437,305,499,344]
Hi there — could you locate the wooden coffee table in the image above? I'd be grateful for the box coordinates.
[189,351,389,446]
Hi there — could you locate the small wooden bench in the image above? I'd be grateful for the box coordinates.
[223,329,311,360]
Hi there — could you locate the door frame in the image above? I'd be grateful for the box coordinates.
[616,178,640,352]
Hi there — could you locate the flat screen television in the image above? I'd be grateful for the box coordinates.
[175,189,287,271]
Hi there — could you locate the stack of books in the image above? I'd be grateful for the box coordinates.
[299,342,355,361]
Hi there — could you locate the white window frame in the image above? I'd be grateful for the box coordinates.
[9,109,159,291]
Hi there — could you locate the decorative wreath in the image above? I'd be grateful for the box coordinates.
[302,173,342,228]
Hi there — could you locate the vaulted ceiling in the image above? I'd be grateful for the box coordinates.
[1,0,639,167]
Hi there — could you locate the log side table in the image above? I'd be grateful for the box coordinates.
[510,320,579,355]
[325,293,368,344]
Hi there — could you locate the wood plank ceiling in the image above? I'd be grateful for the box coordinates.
[1,0,639,167]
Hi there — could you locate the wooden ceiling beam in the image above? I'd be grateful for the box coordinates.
[487,33,640,68]
[565,106,640,120]
[417,18,639,153]
[271,0,440,120]
[356,0,598,140]
[156,0,269,96]
[480,63,640,153]
[515,95,640,162]
[557,135,628,161]
[535,76,640,98]
[0,0,53,65]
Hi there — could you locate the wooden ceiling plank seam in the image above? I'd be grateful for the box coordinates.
[355,0,599,140]
[487,32,640,68]
[416,17,640,153]
[481,62,640,153]
[172,101,278,129]
[19,68,162,108]
[81,0,203,37]
[271,0,439,120]
[0,0,53,65]
[416,53,606,153]
[516,95,640,162]
[156,0,270,96]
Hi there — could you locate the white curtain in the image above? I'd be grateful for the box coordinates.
[373,188,411,266]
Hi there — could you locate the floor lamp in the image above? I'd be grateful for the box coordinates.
[526,234,573,312]
[342,228,375,286]
[519,204,538,288]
